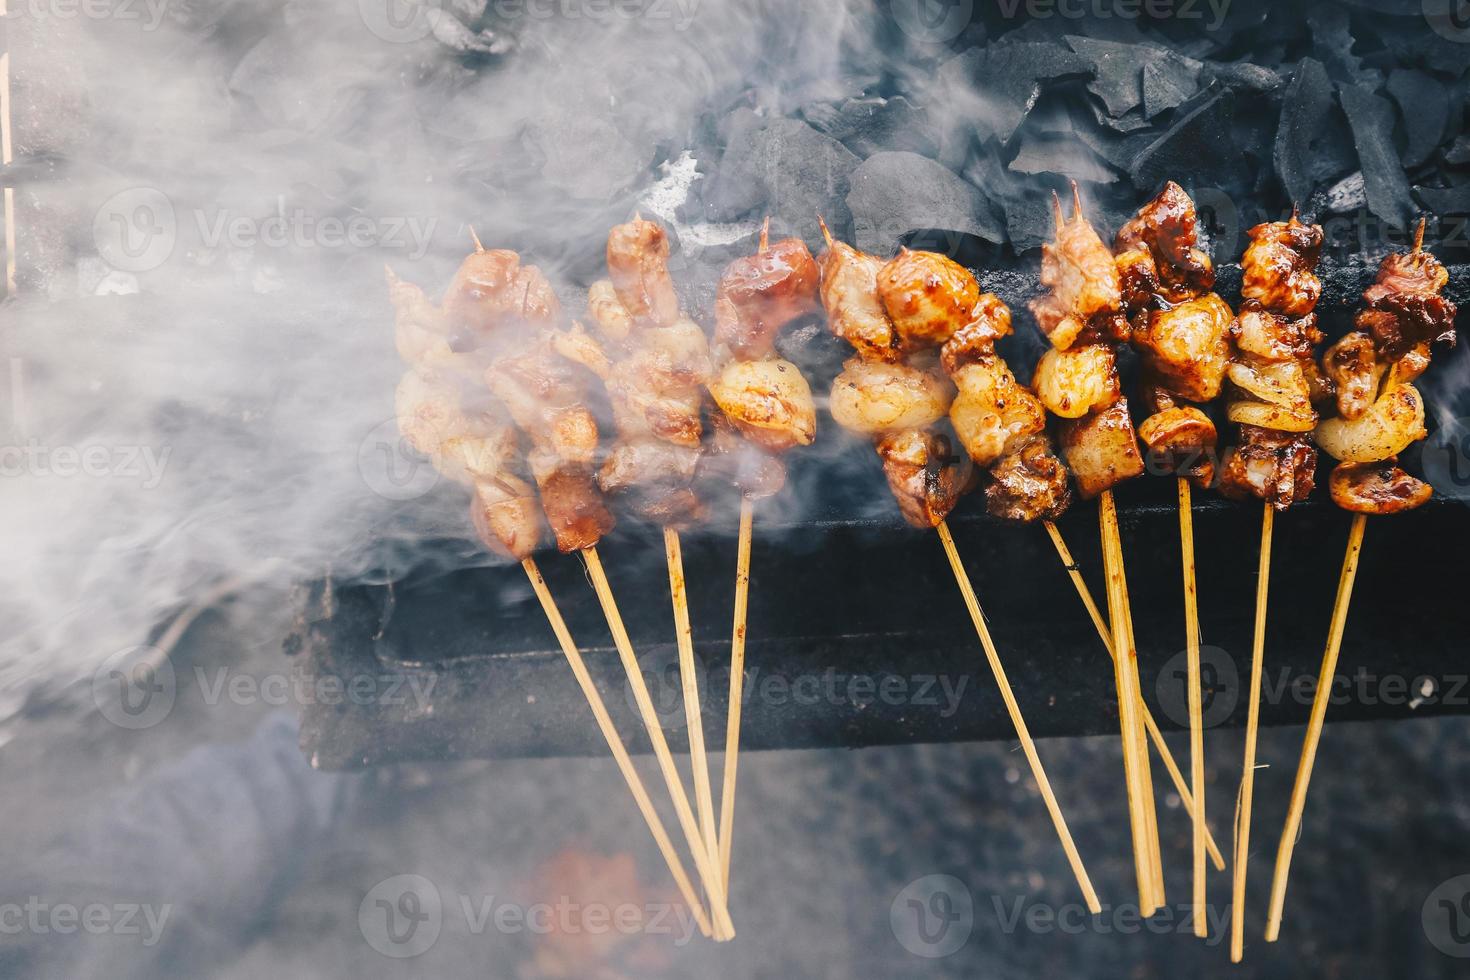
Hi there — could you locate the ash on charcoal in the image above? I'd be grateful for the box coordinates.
[846,152,1004,255]
[1319,172,1369,215]
[1008,135,1116,185]
[1415,184,1470,217]
[800,96,939,160]
[1142,59,1198,118]
[1339,83,1416,230]
[1065,37,1203,120]
[1386,70,1450,170]
[1129,86,1241,190]
[1446,135,1470,167]
[1274,59,1358,206]
[700,109,861,245]
[1200,60,1283,95]
[936,42,1089,147]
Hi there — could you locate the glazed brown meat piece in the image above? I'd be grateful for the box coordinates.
[874,427,970,529]
[713,237,821,360]
[985,434,1072,522]
[1131,293,1232,404]
[1113,181,1215,305]
[878,248,980,350]
[1031,188,1125,351]
[1058,399,1146,500]
[1240,213,1323,318]
[596,439,705,525]
[1321,331,1379,422]
[819,236,902,362]
[1218,426,1316,508]
[1327,458,1433,515]
[443,248,562,339]
[606,217,681,329]
[1137,406,1216,488]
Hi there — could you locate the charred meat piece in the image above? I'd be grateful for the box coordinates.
[597,439,705,526]
[877,249,978,350]
[1359,241,1456,362]
[443,248,562,339]
[707,356,817,453]
[875,427,970,529]
[607,217,681,329]
[1031,187,1124,351]
[984,435,1072,523]
[1240,212,1323,318]
[1327,459,1433,515]
[1131,293,1232,404]
[1218,426,1316,510]
[1137,406,1217,488]
[1058,398,1146,500]
[1232,305,1321,363]
[819,236,903,362]
[713,237,821,360]
[696,414,787,501]
[1322,331,1379,422]
[1113,181,1215,305]
[948,352,1048,468]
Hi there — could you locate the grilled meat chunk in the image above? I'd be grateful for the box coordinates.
[1218,426,1316,509]
[1322,331,1379,422]
[1131,293,1232,403]
[607,217,681,329]
[713,237,821,360]
[1033,344,1120,420]
[829,357,953,434]
[1058,398,1146,499]
[819,237,903,361]
[1031,189,1124,351]
[948,353,1048,468]
[1240,213,1323,318]
[707,356,817,453]
[444,248,561,338]
[877,248,977,350]
[1113,181,1215,305]
[1137,406,1217,487]
[874,427,969,529]
[1327,459,1433,515]
[984,435,1072,523]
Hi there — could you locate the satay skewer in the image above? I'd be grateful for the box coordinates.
[523,557,714,938]
[1265,219,1452,942]
[717,495,754,889]
[1042,519,1226,871]
[938,520,1102,914]
[1178,477,1208,936]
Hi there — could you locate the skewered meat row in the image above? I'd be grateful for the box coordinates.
[1217,212,1326,509]
[704,224,820,497]
[819,228,971,527]
[1315,225,1457,514]
[1115,182,1233,488]
[567,217,715,526]
[1029,189,1145,500]
[385,249,614,555]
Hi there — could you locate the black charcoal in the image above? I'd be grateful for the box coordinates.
[1000,192,1058,255]
[1142,59,1197,118]
[1200,60,1283,95]
[702,109,861,244]
[1073,122,1159,173]
[801,96,939,160]
[1340,82,1416,230]
[1274,59,1358,205]
[1387,70,1450,169]
[1086,98,1154,134]
[1129,87,1241,189]
[1008,135,1117,184]
[521,105,649,203]
[936,42,1089,145]
[846,152,1004,254]
[1415,184,1470,215]
[1446,135,1470,166]
[1323,171,1368,214]
[1066,36,1203,119]
[1308,4,1375,84]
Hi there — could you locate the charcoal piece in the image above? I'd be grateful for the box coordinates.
[1274,59,1358,206]
[1386,70,1450,170]
[800,96,939,160]
[1072,120,1159,173]
[702,109,861,244]
[1129,87,1241,190]
[1008,135,1116,184]
[1307,4,1375,84]
[1415,184,1470,216]
[846,152,1004,254]
[1086,97,1153,134]
[936,43,1089,145]
[1340,83,1416,230]
[1446,135,1470,166]
[521,104,650,203]
[1200,60,1283,95]
[1142,59,1197,118]
[1065,36,1202,119]
[1322,171,1368,214]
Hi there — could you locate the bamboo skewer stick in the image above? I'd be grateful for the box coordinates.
[1230,502,1275,963]
[1042,519,1226,872]
[717,496,755,891]
[522,558,713,939]
[1098,491,1163,914]
[664,528,722,884]
[1179,478,1208,937]
[936,520,1102,914]
[1264,513,1368,943]
[2,5,15,299]
[582,546,737,940]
